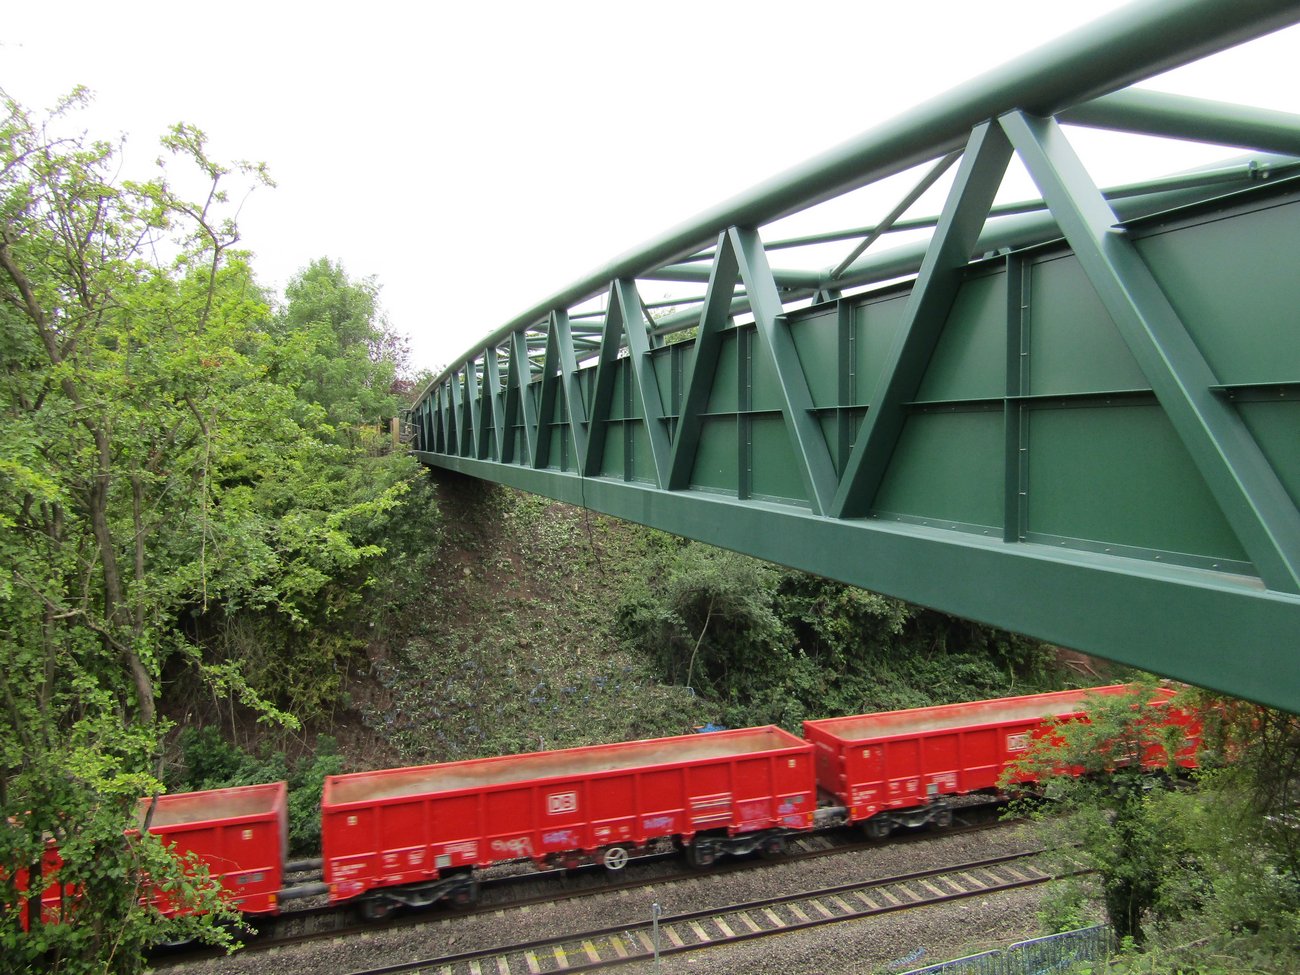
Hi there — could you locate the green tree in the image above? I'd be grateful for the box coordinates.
[0,88,273,970]
[268,257,407,434]
[0,86,446,972]
[1022,693,1300,973]
[1007,686,1199,946]
[183,256,434,724]
[617,545,800,723]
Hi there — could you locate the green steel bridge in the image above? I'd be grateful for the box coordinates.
[409,0,1300,712]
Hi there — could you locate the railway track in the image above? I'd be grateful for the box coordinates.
[155,802,1013,966]
[343,847,1068,975]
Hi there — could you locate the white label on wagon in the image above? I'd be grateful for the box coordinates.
[547,791,578,815]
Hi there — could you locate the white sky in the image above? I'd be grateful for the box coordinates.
[5,2,1300,373]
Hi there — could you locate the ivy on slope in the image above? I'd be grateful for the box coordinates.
[363,474,1083,766]
[360,479,709,764]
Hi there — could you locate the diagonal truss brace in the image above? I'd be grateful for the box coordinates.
[582,279,672,484]
[551,309,590,468]
[833,122,1013,518]
[447,369,463,456]
[534,327,562,469]
[668,231,740,490]
[1001,109,1300,594]
[501,329,539,465]
[483,345,504,460]
[614,279,672,487]
[731,225,839,515]
[463,361,481,457]
[827,150,962,282]
[530,310,595,470]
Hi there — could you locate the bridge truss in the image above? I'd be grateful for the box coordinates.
[410,0,1300,711]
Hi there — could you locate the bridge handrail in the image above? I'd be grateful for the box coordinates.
[419,0,1300,399]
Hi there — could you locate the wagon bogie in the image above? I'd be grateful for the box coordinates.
[861,800,953,841]
[862,816,893,841]
[354,871,477,921]
[684,827,790,868]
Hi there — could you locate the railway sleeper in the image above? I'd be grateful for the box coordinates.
[861,801,954,840]
[356,873,479,921]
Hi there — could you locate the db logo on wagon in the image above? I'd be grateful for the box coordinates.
[547,791,578,815]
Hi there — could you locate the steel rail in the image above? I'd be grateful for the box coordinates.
[157,808,1013,965]
[421,0,1300,394]
[342,847,1066,975]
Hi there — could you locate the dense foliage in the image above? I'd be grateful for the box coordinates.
[1013,688,1300,973]
[616,540,1060,729]
[172,729,343,855]
[0,90,427,971]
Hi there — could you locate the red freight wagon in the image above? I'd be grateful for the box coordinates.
[322,726,816,916]
[11,782,287,930]
[11,844,67,930]
[803,685,1193,839]
[135,782,287,916]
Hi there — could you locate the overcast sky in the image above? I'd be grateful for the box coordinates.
[6,2,1299,373]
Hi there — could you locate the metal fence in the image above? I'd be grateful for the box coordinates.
[896,925,1112,975]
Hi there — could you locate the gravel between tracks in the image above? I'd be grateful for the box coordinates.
[161,825,1051,975]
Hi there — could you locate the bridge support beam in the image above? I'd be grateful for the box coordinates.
[420,454,1300,713]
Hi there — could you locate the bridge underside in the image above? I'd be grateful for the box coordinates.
[411,1,1300,712]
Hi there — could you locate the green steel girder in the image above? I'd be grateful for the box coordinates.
[613,279,672,487]
[463,362,480,457]
[551,309,590,466]
[1062,89,1300,156]
[642,161,1300,333]
[419,0,1300,371]
[484,345,505,460]
[418,451,1300,713]
[1001,110,1300,594]
[505,330,537,465]
[410,0,1300,712]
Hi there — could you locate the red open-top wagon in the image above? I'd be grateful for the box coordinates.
[804,684,1197,838]
[134,781,288,916]
[322,725,816,916]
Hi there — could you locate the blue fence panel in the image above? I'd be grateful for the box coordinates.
[899,950,1001,975]
[1009,926,1112,975]
[896,926,1112,975]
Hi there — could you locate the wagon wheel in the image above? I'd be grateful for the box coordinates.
[863,817,893,841]
[601,846,631,871]
[685,841,716,869]
[931,806,954,829]
[758,835,786,860]
[359,897,392,921]
[449,879,480,909]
